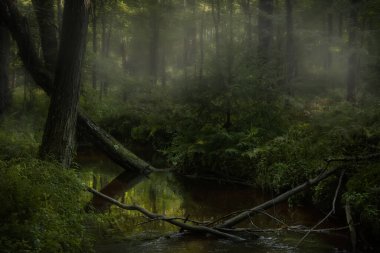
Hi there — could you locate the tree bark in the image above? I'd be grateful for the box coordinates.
[0,0,159,173]
[39,0,90,167]
[31,0,58,73]
[0,22,11,115]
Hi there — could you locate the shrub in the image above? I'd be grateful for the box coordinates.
[0,159,94,253]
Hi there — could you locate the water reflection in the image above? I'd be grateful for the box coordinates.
[90,170,146,211]
[79,157,349,253]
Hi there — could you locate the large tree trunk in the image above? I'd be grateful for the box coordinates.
[0,22,11,115]
[32,0,58,73]
[39,0,90,167]
[0,0,158,173]
[257,0,274,65]
[346,0,360,103]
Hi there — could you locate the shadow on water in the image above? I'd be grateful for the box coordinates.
[77,152,350,253]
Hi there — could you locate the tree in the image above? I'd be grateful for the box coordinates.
[346,0,360,103]
[0,21,11,115]
[0,0,158,174]
[285,0,296,94]
[149,0,160,86]
[258,0,274,66]
[91,0,98,90]
[31,0,58,73]
[240,0,253,57]
[40,0,90,167]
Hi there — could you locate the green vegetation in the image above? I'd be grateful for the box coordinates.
[0,158,94,252]
[1,0,380,251]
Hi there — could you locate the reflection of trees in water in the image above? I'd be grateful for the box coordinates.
[90,170,144,211]
[149,184,157,213]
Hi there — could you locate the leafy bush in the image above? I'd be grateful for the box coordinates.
[0,159,94,253]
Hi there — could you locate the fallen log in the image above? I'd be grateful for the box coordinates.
[216,153,380,228]
[86,187,246,242]
[0,0,158,174]
[217,166,344,228]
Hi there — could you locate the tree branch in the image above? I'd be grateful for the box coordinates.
[86,187,246,241]
[295,169,345,247]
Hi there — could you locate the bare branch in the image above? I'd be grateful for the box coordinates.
[86,187,246,241]
[295,170,345,248]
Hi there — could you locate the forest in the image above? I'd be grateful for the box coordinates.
[1,0,380,252]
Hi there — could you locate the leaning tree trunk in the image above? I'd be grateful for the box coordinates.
[0,0,159,174]
[0,22,11,115]
[32,0,58,73]
[40,0,90,167]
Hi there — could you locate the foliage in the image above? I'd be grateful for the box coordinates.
[0,159,94,253]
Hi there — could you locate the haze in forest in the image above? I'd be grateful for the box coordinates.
[0,0,380,252]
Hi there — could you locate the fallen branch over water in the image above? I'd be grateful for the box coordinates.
[86,187,246,242]
[86,167,344,241]
[86,153,380,241]
[295,170,345,247]
[216,166,344,228]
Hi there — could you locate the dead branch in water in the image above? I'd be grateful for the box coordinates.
[86,187,246,241]
[86,153,379,241]
[295,170,345,247]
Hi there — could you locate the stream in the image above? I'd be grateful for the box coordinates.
[78,152,350,253]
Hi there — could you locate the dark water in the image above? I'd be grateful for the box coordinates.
[78,153,350,253]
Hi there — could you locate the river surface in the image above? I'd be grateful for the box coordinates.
[77,152,350,253]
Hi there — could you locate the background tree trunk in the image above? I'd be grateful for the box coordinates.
[285,0,295,94]
[240,0,253,57]
[92,0,98,90]
[258,0,274,65]
[211,0,222,85]
[32,0,58,73]
[325,12,333,70]
[149,0,160,87]
[0,22,11,115]
[346,0,360,103]
[40,0,90,167]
